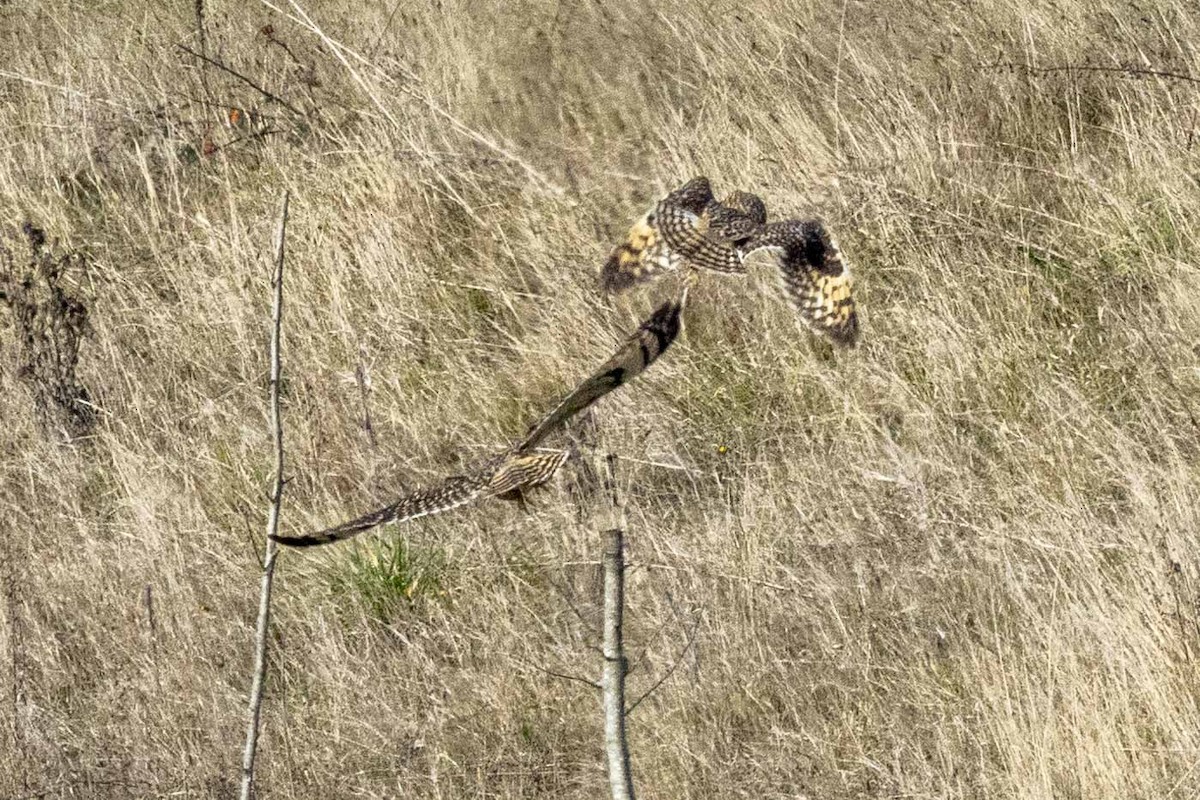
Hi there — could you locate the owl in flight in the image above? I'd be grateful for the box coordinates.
[271,298,683,547]
[600,176,859,347]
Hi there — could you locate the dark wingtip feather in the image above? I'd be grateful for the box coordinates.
[269,531,335,548]
[830,313,861,348]
[644,296,683,348]
[600,251,637,293]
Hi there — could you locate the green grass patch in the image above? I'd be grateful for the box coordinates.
[326,537,451,622]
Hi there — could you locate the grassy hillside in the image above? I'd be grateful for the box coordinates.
[2,0,1199,797]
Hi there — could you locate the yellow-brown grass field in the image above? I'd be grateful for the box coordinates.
[2,1,1200,797]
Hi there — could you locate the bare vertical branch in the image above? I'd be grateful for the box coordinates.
[1,515,29,797]
[355,354,377,447]
[193,0,208,62]
[143,583,163,696]
[600,453,635,800]
[239,190,289,800]
[193,0,215,112]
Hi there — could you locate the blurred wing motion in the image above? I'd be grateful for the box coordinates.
[272,298,684,548]
[600,177,753,293]
[743,219,859,347]
[517,297,683,451]
[272,450,570,548]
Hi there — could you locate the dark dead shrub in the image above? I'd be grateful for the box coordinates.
[0,222,95,441]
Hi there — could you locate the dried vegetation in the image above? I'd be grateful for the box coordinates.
[1,0,1199,797]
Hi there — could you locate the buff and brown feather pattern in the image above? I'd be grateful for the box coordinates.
[599,177,748,292]
[601,176,859,347]
[743,219,859,347]
[271,300,684,548]
[704,190,767,244]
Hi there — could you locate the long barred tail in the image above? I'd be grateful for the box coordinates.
[517,297,683,453]
[270,474,487,547]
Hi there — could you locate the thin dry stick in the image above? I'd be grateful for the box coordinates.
[176,44,306,119]
[143,583,163,696]
[626,614,701,716]
[239,190,289,800]
[193,0,214,112]
[600,453,635,800]
[2,514,29,796]
[982,61,1200,87]
[354,356,377,447]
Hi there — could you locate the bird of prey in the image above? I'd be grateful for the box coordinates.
[600,176,859,347]
[271,298,683,547]
[599,177,760,293]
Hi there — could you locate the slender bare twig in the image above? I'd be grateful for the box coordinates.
[193,0,215,112]
[514,655,601,691]
[354,355,377,447]
[1,514,29,796]
[176,44,306,119]
[626,613,702,716]
[239,190,289,800]
[143,583,163,696]
[982,61,1200,87]
[600,454,635,800]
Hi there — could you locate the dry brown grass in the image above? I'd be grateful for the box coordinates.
[2,0,1200,797]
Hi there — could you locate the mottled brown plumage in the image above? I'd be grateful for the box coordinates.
[600,177,751,293]
[273,450,571,548]
[600,178,860,346]
[720,191,768,226]
[743,219,859,347]
[271,299,684,548]
[706,191,767,244]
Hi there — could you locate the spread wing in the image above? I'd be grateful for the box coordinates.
[517,297,684,452]
[743,219,859,347]
[272,471,490,547]
[274,299,685,548]
[600,176,744,292]
[272,449,572,548]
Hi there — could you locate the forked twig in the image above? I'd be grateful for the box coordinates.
[626,613,702,716]
[176,44,306,119]
[239,190,289,800]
